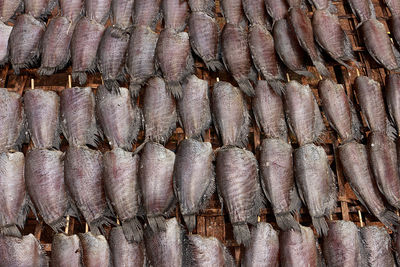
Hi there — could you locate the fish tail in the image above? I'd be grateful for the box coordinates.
[104,79,120,94]
[294,69,314,78]
[268,80,285,96]
[147,215,166,232]
[205,59,224,72]
[377,210,400,231]
[72,71,87,85]
[38,66,56,76]
[237,79,255,97]
[49,217,67,232]
[232,223,251,246]
[183,214,196,232]
[122,217,144,243]
[166,81,183,98]
[312,59,331,78]
[311,216,329,236]
[275,213,301,232]
[0,225,22,238]
[129,82,142,97]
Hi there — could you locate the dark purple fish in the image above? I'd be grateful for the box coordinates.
[0,234,48,267]
[143,77,177,143]
[25,0,56,19]
[178,75,212,138]
[0,0,23,22]
[97,27,129,93]
[212,81,249,147]
[339,141,400,230]
[85,0,112,25]
[385,0,400,15]
[144,218,183,267]
[189,0,215,16]
[127,25,158,96]
[133,0,162,29]
[59,0,83,23]
[221,23,256,96]
[360,226,395,267]
[51,234,83,267]
[103,148,143,242]
[65,146,109,235]
[79,232,112,267]
[111,0,134,30]
[188,11,223,71]
[264,0,288,21]
[323,220,366,267]
[156,28,194,98]
[71,17,105,85]
[284,81,325,146]
[38,16,75,76]
[96,85,141,150]
[109,227,145,267]
[139,142,176,232]
[220,0,246,26]
[162,0,188,31]
[386,74,400,131]
[289,6,330,77]
[260,138,301,231]
[249,24,284,94]
[242,222,280,267]
[24,89,60,149]
[186,235,235,267]
[0,152,27,237]
[9,14,45,74]
[242,0,270,27]
[216,146,262,246]
[347,0,375,22]
[0,22,12,65]
[173,139,214,232]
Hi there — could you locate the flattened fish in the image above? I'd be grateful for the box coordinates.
[216,146,261,246]
[104,148,143,242]
[143,77,177,143]
[396,225,400,265]
[323,220,366,267]
[347,0,375,22]
[385,0,400,15]
[221,23,256,96]
[39,16,75,76]
[185,235,235,267]
[139,142,176,232]
[294,144,337,236]
[71,17,105,85]
[133,0,162,29]
[0,234,48,267]
[59,0,83,22]
[265,0,288,21]
[309,0,337,11]
[0,152,27,237]
[360,19,400,71]
[178,75,212,138]
[25,0,56,19]
[0,22,12,65]
[97,27,129,92]
[144,218,184,267]
[9,14,45,74]
[96,85,141,150]
[162,0,188,31]
[173,139,214,232]
[24,89,60,149]
[109,227,145,267]
[242,222,280,267]
[189,0,215,16]
[0,0,23,22]
[361,226,396,267]
[51,234,83,267]
[85,0,112,25]
[111,0,134,30]
[390,16,400,48]
[339,141,400,230]
[242,0,270,27]
[156,28,194,98]
[386,74,400,131]
[284,81,325,146]
[212,81,249,147]
[79,232,111,267]
[188,11,223,71]
[220,0,246,26]
[260,139,301,231]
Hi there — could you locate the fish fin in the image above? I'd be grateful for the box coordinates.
[342,30,360,67]
[205,59,224,72]
[183,215,196,232]
[268,80,285,96]
[49,217,66,233]
[289,187,303,213]
[328,2,338,13]
[377,209,400,231]
[15,197,31,229]
[198,167,216,212]
[26,195,38,220]
[0,225,22,237]
[147,215,166,232]
[252,105,263,134]
[349,98,363,141]
[350,186,372,214]
[294,69,315,78]
[38,67,56,76]
[237,79,255,97]
[238,103,250,148]
[122,217,143,243]
[259,174,271,203]
[72,72,87,85]
[129,82,142,97]
[103,79,120,94]
[312,59,331,78]
[166,81,183,98]
[275,213,301,231]
[386,118,398,141]
[232,223,251,246]
[312,216,329,236]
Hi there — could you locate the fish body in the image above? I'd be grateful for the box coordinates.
[59,0,83,22]
[111,0,134,30]
[242,0,269,27]
[0,0,23,22]
[79,232,111,267]
[385,0,400,15]
[220,0,246,26]
[309,0,334,10]
[347,0,375,22]
[133,0,162,29]
[189,0,215,16]
[25,0,56,19]
[109,227,145,267]
[390,15,400,56]
[385,74,400,131]
[85,0,112,25]
[361,226,396,267]
[51,234,83,267]
[162,0,188,31]
[264,0,288,21]
[0,22,12,65]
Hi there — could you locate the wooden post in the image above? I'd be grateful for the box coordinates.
[358,210,364,227]
[85,223,89,233]
[65,216,70,234]
[31,79,34,90]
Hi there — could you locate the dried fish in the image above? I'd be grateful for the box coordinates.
[347,0,375,22]
[220,0,246,26]
[242,0,270,27]
[0,22,12,65]
[264,0,288,21]
[386,74,400,131]
[51,234,83,267]
[79,232,111,267]
[309,0,337,11]
[385,0,400,15]
[85,0,112,25]
[59,0,83,22]
[390,15,400,56]
[189,0,215,16]
[162,0,188,31]
[0,0,23,22]
[25,0,56,19]
[133,0,162,29]
[111,0,134,30]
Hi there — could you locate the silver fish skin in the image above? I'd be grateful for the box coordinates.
[85,0,112,25]
[189,0,215,16]
[144,218,183,267]
[338,141,400,230]
[220,0,247,26]
[385,0,400,15]
[386,74,400,131]
[9,14,45,74]
[188,11,223,71]
[289,6,331,78]
[139,142,176,232]
[51,234,83,267]
[216,146,261,246]
[0,0,23,22]
[24,89,60,149]
[284,80,325,146]
[111,0,134,30]
[24,0,56,19]
[264,0,288,21]
[79,232,112,267]
[65,146,108,235]
[59,0,84,23]
[127,25,158,96]
[323,220,366,267]
[0,234,48,267]
[133,0,162,29]
[156,28,194,98]
[360,19,400,71]
[294,144,337,236]
[109,227,146,267]
[259,139,301,231]
[242,0,270,27]
[60,87,98,147]
[186,235,235,267]
[97,26,130,93]
[390,15,400,54]
[212,81,250,147]
[0,22,12,65]
[173,139,214,232]
[0,88,24,152]
[38,16,75,76]
[361,226,396,267]
[242,222,279,267]
[354,76,387,133]
[178,75,212,139]
[143,77,177,143]
[103,148,143,243]
[347,0,375,22]
[96,85,141,150]
[221,23,256,96]
[162,0,188,31]
[71,17,105,85]
[0,152,27,237]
